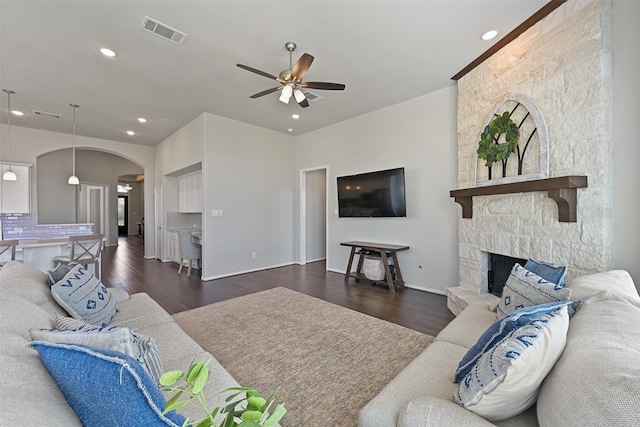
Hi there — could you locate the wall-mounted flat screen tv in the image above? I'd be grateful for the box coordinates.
[337,167,406,218]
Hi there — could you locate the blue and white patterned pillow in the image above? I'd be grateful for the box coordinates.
[454,303,570,421]
[524,259,568,287]
[28,341,185,427]
[496,263,572,319]
[51,265,117,326]
[454,300,575,383]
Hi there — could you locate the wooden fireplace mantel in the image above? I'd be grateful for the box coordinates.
[450,176,588,222]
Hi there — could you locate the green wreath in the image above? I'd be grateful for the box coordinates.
[477,111,520,168]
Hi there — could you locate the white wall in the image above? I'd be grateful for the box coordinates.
[613,0,640,285]
[0,124,156,255]
[202,114,296,279]
[295,85,459,294]
[37,149,143,245]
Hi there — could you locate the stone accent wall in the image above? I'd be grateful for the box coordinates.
[448,0,614,312]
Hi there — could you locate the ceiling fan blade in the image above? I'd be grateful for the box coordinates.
[250,87,282,99]
[237,64,279,81]
[301,82,346,90]
[291,53,314,82]
[297,98,310,108]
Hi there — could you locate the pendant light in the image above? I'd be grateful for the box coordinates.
[123,176,133,191]
[68,104,80,185]
[2,89,17,181]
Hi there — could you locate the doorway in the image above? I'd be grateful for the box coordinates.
[82,184,107,236]
[299,167,328,265]
[118,195,129,236]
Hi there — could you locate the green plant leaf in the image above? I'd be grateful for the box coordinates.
[160,370,184,386]
[195,417,214,427]
[262,404,287,427]
[246,396,267,410]
[164,398,189,414]
[241,410,263,422]
[187,359,207,383]
[192,366,210,395]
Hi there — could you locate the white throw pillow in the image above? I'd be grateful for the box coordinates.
[50,265,117,326]
[454,304,570,421]
[496,263,571,320]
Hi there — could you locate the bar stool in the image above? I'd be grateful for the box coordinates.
[52,234,104,279]
[178,230,201,277]
[0,239,18,266]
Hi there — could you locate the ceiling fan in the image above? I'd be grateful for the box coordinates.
[236,42,346,108]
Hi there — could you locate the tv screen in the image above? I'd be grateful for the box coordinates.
[337,167,406,218]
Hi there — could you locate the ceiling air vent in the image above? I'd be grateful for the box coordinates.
[141,16,188,45]
[302,90,324,103]
[32,110,63,119]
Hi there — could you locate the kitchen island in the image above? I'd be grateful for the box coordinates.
[15,237,101,277]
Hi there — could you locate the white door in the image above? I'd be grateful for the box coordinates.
[81,184,107,239]
[154,187,163,260]
[86,185,105,234]
[299,167,328,265]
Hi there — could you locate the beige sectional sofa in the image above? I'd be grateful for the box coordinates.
[0,260,240,425]
[359,269,640,427]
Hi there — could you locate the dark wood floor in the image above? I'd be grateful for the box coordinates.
[102,236,455,337]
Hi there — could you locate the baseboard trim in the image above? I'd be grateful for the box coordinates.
[201,262,296,282]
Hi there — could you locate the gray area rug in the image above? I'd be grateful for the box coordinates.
[173,287,434,427]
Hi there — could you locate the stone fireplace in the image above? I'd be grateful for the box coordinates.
[446,0,614,315]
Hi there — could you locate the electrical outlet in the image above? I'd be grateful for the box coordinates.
[252,252,257,259]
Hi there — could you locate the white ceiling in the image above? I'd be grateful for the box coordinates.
[0,0,547,147]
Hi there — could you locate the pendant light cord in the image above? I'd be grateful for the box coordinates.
[4,89,14,170]
[71,104,78,177]
[72,105,76,176]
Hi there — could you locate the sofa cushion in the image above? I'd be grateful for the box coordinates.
[358,340,467,427]
[537,290,640,427]
[51,264,117,326]
[0,292,55,340]
[524,259,567,287]
[496,264,571,319]
[454,304,569,422]
[566,269,639,302]
[0,260,68,317]
[435,301,496,349]
[111,292,175,330]
[28,341,186,427]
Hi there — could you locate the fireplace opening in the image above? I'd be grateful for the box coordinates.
[488,253,527,296]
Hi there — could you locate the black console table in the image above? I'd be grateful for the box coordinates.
[340,241,410,294]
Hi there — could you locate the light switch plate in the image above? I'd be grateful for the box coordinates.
[211,209,223,217]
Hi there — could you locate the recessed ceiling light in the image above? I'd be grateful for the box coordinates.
[99,47,117,57]
[11,110,24,116]
[291,114,300,119]
[481,30,499,41]
[137,117,147,123]
[287,128,294,132]
[126,130,135,136]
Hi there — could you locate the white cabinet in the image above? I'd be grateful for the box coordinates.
[166,231,181,264]
[178,170,202,213]
[0,162,31,213]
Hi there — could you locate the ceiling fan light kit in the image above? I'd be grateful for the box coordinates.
[237,41,345,109]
